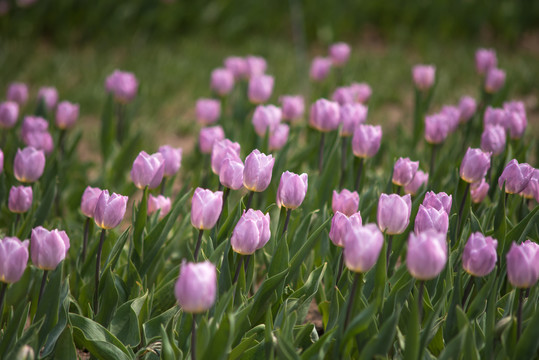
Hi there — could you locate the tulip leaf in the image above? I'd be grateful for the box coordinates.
[110,292,147,347]
[35,265,65,346]
[514,296,539,359]
[95,268,119,327]
[3,318,43,359]
[358,304,401,359]
[438,325,468,360]
[299,327,336,360]
[0,301,31,355]
[51,322,78,360]
[132,186,149,265]
[203,313,235,360]
[31,179,57,232]
[102,227,130,274]
[403,289,420,360]
[340,301,377,348]
[268,233,289,277]
[506,205,539,245]
[249,269,289,325]
[493,182,507,255]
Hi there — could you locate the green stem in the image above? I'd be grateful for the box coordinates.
[81,217,90,262]
[281,208,292,238]
[456,183,471,238]
[246,191,255,211]
[160,177,167,195]
[232,255,244,284]
[38,270,48,306]
[12,213,20,236]
[193,229,204,261]
[418,280,425,324]
[386,235,393,276]
[318,132,325,175]
[344,272,362,329]
[461,276,474,310]
[0,282,7,326]
[335,249,344,286]
[93,229,107,313]
[339,137,348,189]
[429,143,437,179]
[517,288,524,340]
[355,158,364,192]
[191,314,197,360]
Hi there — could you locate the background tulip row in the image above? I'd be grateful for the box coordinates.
[0,41,538,360]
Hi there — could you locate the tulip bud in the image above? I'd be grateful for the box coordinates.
[16,345,35,360]
[392,157,419,187]
[7,82,28,105]
[309,99,340,132]
[483,106,508,129]
[210,68,235,96]
[280,95,305,121]
[0,101,19,128]
[37,86,58,111]
[148,194,172,218]
[332,87,355,105]
[498,159,534,194]
[506,111,527,140]
[462,232,498,277]
[404,170,429,195]
[21,116,53,154]
[480,125,506,156]
[406,230,447,280]
[422,191,452,214]
[0,237,29,284]
[158,145,183,177]
[252,105,282,137]
[350,82,372,104]
[219,158,244,190]
[414,204,449,235]
[276,171,308,210]
[484,68,505,93]
[175,261,217,313]
[424,113,450,144]
[377,193,412,235]
[14,147,46,183]
[506,240,539,288]
[196,99,221,125]
[269,123,289,151]
[441,105,461,133]
[81,186,102,218]
[245,55,267,78]
[520,169,538,202]
[475,48,497,75]
[199,126,225,154]
[344,223,383,272]
[131,151,165,190]
[329,42,351,66]
[458,96,477,123]
[470,178,490,203]
[191,188,223,230]
[224,56,248,80]
[503,100,527,125]
[352,124,382,158]
[340,103,367,137]
[248,74,274,104]
[231,209,271,254]
[329,211,362,247]
[243,150,275,192]
[55,101,79,129]
[310,57,332,82]
[30,227,70,270]
[211,138,241,175]
[8,186,32,213]
[460,148,491,184]
[332,189,360,216]
[94,190,128,229]
[412,65,435,91]
[105,70,138,103]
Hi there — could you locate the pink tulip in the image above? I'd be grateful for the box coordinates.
[245,55,267,78]
[329,211,362,248]
[481,125,506,156]
[377,193,412,235]
[196,99,221,125]
[352,124,382,158]
[211,139,241,175]
[105,70,138,103]
[81,186,102,218]
[14,147,45,183]
[414,205,449,235]
[422,191,452,214]
[460,148,491,184]
[506,240,539,288]
[94,190,128,229]
[55,101,79,129]
[310,57,332,82]
[344,223,383,273]
[248,74,274,104]
[350,82,372,104]
[210,68,235,96]
[406,230,447,280]
[404,170,429,195]
[498,159,534,194]
[276,171,308,210]
[37,87,58,111]
[158,145,183,177]
[9,186,32,214]
[309,99,340,132]
[329,42,351,66]
[332,189,359,216]
[340,103,367,137]
[224,56,248,80]
[199,126,225,154]
[458,96,477,123]
[175,261,217,313]
[31,227,70,270]
[0,101,19,128]
[280,95,305,121]
[7,82,28,105]
[191,188,223,230]
[269,123,289,151]
[0,237,29,284]
[148,195,172,218]
[392,157,419,187]
[475,48,497,76]
[462,232,497,277]
[470,178,490,204]
[425,113,450,144]
[243,149,275,192]
[230,209,271,255]
[219,158,244,190]
[130,151,165,190]
[252,105,281,137]
[484,68,505,93]
[412,65,435,91]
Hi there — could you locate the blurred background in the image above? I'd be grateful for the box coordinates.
[1,0,538,159]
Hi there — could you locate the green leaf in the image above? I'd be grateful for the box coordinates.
[438,325,468,360]
[359,305,401,359]
[506,206,539,245]
[110,292,148,346]
[0,302,31,355]
[249,269,289,325]
[100,94,115,162]
[403,290,420,360]
[143,307,177,344]
[51,323,77,360]
[132,186,149,264]
[35,265,65,346]
[300,328,336,360]
[203,313,235,360]
[493,182,507,255]
[268,233,289,277]
[514,296,539,359]
[340,302,377,348]
[32,179,57,231]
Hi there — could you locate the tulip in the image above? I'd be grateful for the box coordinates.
[310,57,332,82]
[309,99,340,132]
[422,191,452,214]
[224,56,248,79]
[14,147,46,183]
[79,186,102,219]
[350,82,372,104]
[0,237,29,284]
[462,232,497,277]
[0,101,19,128]
[404,170,429,195]
[243,150,274,192]
[158,145,183,178]
[332,189,359,216]
[199,126,225,154]
[231,209,271,255]
[504,100,527,124]
[406,230,447,280]
[94,190,128,230]
[196,99,221,125]
[352,124,382,158]
[498,159,534,194]
[441,105,461,133]
[377,193,412,235]
[21,116,53,154]
[248,74,274,104]
[0,149,3,173]
[506,111,527,139]
[343,223,383,272]
[55,101,79,129]
[252,105,282,137]
[131,151,165,190]
[340,103,367,137]
[148,194,172,218]
[484,68,505,93]
[37,86,58,111]
[470,178,490,203]
[424,113,450,144]
[280,95,304,121]
[480,125,506,156]
[21,116,49,138]
[105,70,138,103]
[332,87,355,105]
[506,240,539,288]
[210,68,235,96]
[392,157,419,187]
[269,123,289,151]
[520,169,538,202]
[191,188,223,231]
[31,226,70,271]
[219,158,244,190]
[7,82,28,105]
[175,261,217,313]
[414,204,449,235]
[483,106,508,129]
[329,42,351,66]
[245,55,267,78]
[211,139,241,175]
[475,48,497,75]
[329,211,362,247]
[8,185,32,214]
[458,96,477,123]
[276,171,308,210]
[412,65,435,91]
[460,148,491,184]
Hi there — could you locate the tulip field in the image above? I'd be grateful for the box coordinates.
[0,37,539,360]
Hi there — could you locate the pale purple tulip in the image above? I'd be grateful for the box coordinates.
[199,126,225,154]
[498,159,534,194]
[484,68,505,93]
[470,178,490,204]
[224,56,248,80]
[404,170,429,195]
[252,105,282,137]
[412,65,436,91]
[81,186,102,218]
[441,105,461,133]
[210,68,235,96]
[483,107,508,129]
[460,148,491,184]
[105,70,138,103]
[406,230,447,280]
[243,150,274,192]
[37,87,58,111]
[462,232,498,277]
[131,151,165,190]
[14,147,45,183]
[147,194,172,218]
[0,149,2,173]
[219,158,244,190]
[196,99,221,125]
[231,209,271,254]
[503,100,527,124]
[506,111,527,139]
[94,190,128,229]
[352,124,382,158]
[31,227,70,270]
[8,186,32,214]
[422,191,452,214]
[0,237,29,284]
[269,123,289,151]
[309,99,340,132]
[191,188,223,230]
[158,145,183,177]
[245,56,267,78]
[332,189,360,216]
[175,261,217,313]
[520,169,539,202]
[458,96,477,123]
[344,223,383,272]
[329,211,362,248]
[475,48,497,75]
[424,113,450,144]
[332,87,355,105]
[248,74,274,104]
[55,101,79,129]
[211,139,241,175]
[276,171,308,210]
[340,103,368,137]
[481,125,506,156]
[280,95,305,121]
[377,193,412,235]
[414,205,449,235]
[7,82,28,105]
[0,101,19,128]
[21,116,53,154]
[392,157,419,187]
[506,240,539,288]
[350,82,372,104]
[329,42,351,66]
[310,57,332,82]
